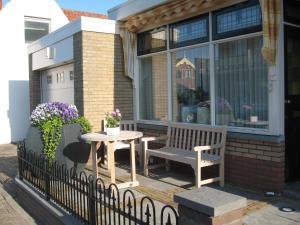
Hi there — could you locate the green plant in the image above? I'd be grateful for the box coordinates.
[30,102,92,161]
[105,109,122,128]
[40,117,63,161]
[75,116,92,134]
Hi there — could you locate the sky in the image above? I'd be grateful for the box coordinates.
[2,0,128,14]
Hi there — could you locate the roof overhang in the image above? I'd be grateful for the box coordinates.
[28,17,118,54]
[107,0,167,21]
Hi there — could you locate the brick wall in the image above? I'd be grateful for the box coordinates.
[152,54,168,121]
[139,125,285,192]
[74,31,133,131]
[225,138,285,192]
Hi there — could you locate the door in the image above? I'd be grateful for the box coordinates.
[285,25,300,181]
[41,64,74,104]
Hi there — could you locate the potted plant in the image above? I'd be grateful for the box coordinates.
[105,109,122,135]
[25,102,92,171]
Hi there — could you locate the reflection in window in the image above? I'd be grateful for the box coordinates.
[214,36,268,128]
[170,16,208,48]
[137,27,167,55]
[139,54,168,121]
[172,46,210,124]
[24,17,50,43]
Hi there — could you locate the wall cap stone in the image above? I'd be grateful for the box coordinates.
[174,187,247,217]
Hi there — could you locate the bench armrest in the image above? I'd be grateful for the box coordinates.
[194,146,212,152]
[141,135,168,143]
[194,144,223,152]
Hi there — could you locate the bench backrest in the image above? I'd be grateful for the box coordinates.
[166,122,227,156]
[120,120,137,131]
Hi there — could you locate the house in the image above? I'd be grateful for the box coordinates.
[28,0,300,192]
[0,0,106,144]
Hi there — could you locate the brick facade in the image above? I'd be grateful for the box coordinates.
[74,31,133,131]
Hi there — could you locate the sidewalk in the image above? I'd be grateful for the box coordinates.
[0,144,39,225]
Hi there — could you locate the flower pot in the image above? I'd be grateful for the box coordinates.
[25,123,91,173]
[106,127,120,136]
[250,116,258,123]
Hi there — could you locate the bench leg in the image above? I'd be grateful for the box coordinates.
[144,154,149,176]
[165,159,170,172]
[219,162,225,187]
[195,157,201,188]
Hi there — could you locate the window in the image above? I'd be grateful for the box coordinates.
[284,0,300,25]
[46,75,52,84]
[214,36,268,129]
[172,46,210,124]
[170,15,209,48]
[69,71,74,81]
[139,54,168,121]
[212,0,262,40]
[24,17,50,43]
[57,72,65,83]
[137,2,270,133]
[137,27,167,55]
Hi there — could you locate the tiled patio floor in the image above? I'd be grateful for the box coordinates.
[85,150,300,225]
[0,144,300,225]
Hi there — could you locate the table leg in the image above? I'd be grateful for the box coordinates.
[130,140,137,182]
[91,142,98,179]
[108,141,115,183]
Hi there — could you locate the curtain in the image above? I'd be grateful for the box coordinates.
[260,0,281,65]
[119,26,136,79]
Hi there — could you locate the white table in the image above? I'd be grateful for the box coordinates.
[81,131,143,189]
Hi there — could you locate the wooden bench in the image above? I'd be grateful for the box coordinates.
[143,122,227,188]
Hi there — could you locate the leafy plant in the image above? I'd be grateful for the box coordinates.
[40,117,63,161]
[30,102,91,161]
[105,109,122,128]
[74,116,92,134]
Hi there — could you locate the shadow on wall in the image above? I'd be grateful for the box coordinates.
[113,35,134,122]
[9,80,30,142]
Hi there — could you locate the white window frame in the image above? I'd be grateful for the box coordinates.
[24,16,51,44]
[135,8,283,136]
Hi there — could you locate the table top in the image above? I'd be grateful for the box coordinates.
[81,131,143,142]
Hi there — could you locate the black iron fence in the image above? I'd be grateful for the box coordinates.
[17,142,178,225]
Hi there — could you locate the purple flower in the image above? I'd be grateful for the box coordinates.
[30,102,79,126]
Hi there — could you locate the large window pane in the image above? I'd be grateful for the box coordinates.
[172,46,210,124]
[214,36,268,129]
[139,54,168,121]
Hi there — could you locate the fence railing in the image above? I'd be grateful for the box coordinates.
[17,142,178,225]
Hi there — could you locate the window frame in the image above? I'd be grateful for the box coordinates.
[169,14,209,49]
[24,16,51,44]
[137,26,167,56]
[212,0,262,40]
[135,3,278,136]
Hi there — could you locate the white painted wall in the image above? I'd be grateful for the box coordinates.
[0,0,69,144]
